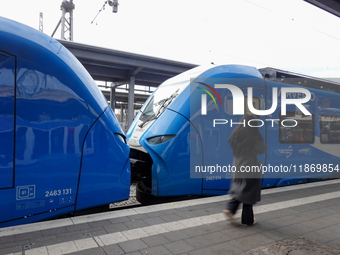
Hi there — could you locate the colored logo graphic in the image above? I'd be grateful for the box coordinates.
[197,82,222,115]
[198,83,312,116]
[197,82,222,107]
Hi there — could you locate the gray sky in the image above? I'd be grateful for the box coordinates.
[1,0,340,78]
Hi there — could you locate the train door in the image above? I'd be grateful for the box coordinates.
[200,96,236,195]
[0,52,15,189]
[201,83,266,195]
[0,52,15,223]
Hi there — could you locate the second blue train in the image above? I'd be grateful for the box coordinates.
[127,64,340,203]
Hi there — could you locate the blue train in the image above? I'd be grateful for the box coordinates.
[0,17,130,227]
[127,64,340,203]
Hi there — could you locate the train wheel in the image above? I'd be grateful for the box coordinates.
[136,180,159,205]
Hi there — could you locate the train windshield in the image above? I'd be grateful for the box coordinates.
[139,81,187,127]
[138,65,213,128]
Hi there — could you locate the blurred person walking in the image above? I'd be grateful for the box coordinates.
[223,114,266,226]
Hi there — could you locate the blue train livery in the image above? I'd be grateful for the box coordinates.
[0,17,130,227]
[126,64,340,203]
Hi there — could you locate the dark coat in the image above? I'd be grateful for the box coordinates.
[228,142,266,205]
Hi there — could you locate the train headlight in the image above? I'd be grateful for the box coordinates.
[114,133,127,144]
[147,135,176,145]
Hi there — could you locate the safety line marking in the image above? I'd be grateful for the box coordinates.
[1,179,339,238]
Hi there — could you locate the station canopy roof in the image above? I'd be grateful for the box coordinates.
[59,1,340,90]
[304,0,340,18]
[57,40,198,88]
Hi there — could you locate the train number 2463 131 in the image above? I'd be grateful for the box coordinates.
[45,189,72,197]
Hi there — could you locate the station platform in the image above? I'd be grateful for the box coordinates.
[1,179,340,255]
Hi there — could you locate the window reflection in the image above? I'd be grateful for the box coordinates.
[320,115,340,143]
[279,111,314,144]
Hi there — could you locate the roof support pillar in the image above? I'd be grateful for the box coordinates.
[128,76,135,129]
[110,87,116,111]
[120,105,124,122]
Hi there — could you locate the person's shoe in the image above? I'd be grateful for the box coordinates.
[242,218,257,226]
[223,209,235,221]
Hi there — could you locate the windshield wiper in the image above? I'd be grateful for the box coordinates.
[138,114,156,128]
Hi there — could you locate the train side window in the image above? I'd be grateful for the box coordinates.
[279,111,314,144]
[245,96,260,114]
[320,115,340,143]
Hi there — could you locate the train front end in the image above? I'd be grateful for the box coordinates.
[127,67,202,203]
[127,64,265,203]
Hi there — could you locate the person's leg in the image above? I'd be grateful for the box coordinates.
[241,203,255,225]
[223,198,240,220]
[226,198,240,215]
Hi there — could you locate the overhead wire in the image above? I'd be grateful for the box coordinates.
[243,0,340,43]
[241,0,340,74]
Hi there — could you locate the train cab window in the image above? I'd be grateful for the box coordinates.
[320,115,340,143]
[245,96,260,114]
[279,111,314,144]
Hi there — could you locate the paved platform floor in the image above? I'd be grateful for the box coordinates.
[1,179,340,255]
